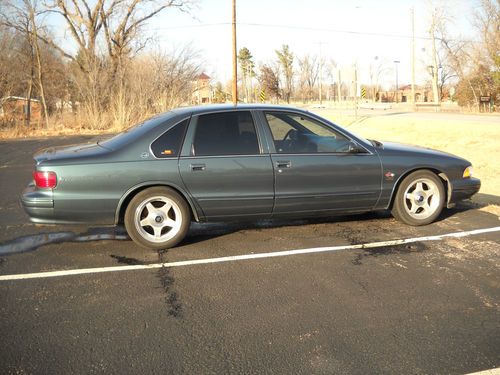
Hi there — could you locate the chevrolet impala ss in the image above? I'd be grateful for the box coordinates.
[21,105,480,249]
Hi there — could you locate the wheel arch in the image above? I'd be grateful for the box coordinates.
[115,182,201,225]
[388,167,451,210]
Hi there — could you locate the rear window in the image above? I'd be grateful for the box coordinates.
[99,112,177,150]
[150,119,189,158]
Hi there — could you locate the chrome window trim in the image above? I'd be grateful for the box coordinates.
[270,150,374,156]
[180,154,269,160]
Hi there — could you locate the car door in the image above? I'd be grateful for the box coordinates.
[260,111,382,214]
[178,110,274,219]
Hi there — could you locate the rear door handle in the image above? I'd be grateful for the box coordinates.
[276,161,291,169]
[190,163,206,171]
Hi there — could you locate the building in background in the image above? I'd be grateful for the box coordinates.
[192,73,212,104]
[377,85,435,103]
[0,96,41,123]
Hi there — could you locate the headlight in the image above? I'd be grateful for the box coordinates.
[462,166,473,178]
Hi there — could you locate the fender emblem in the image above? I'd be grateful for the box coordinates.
[140,152,150,159]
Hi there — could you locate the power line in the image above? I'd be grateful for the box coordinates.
[151,22,480,44]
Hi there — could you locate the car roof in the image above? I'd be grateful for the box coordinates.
[168,103,310,117]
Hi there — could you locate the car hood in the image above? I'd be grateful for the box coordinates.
[34,142,110,164]
[379,141,466,161]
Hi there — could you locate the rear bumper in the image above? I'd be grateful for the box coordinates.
[449,177,481,204]
[20,183,55,223]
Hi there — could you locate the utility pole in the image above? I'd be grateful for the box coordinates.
[430,10,440,105]
[393,60,400,103]
[337,68,342,104]
[354,63,358,120]
[231,0,238,105]
[317,42,325,105]
[411,7,416,109]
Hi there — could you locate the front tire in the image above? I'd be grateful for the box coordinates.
[391,170,445,226]
[125,187,190,250]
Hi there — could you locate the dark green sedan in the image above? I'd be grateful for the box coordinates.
[21,105,480,249]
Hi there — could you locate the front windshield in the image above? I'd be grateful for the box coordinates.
[99,112,176,150]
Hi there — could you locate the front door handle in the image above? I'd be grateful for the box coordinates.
[191,163,206,171]
[276,161,291,169]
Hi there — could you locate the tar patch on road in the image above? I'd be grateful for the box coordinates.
[107,251,184,317]
[109,254,145,265]
[157,250,183,318]
[352,242,428,265]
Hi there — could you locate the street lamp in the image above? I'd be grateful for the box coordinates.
[393,60,400,103]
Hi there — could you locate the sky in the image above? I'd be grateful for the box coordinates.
[52,0,481,88]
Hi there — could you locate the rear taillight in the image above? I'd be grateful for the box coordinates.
[33,171,57,189]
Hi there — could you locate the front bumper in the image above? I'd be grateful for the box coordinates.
[20,183,55,223]
[449,177,481,204]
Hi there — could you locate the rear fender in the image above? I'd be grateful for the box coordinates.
[115,181,203,224]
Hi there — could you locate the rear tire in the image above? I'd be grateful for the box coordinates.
[124,187,190,250]
[391,170,445,226]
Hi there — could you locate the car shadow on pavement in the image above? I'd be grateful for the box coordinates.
[180,200,491,248]
[0,226,129,256]
[472,193,500,206]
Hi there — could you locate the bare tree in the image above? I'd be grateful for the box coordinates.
[436,50,456,100]
[275,45,294,103]
[258,64,280,102]
[473,0,500,102]
[43,0,193,128]
[428,6,443,104]
[27,0,49,127]
[298,55,319,102]
[1,0,51,127]
[368,57,390,101]
[474,0,500,80]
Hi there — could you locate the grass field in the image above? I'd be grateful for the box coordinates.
[313,109,500,203]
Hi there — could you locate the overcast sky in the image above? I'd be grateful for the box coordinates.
[53,0,481,88]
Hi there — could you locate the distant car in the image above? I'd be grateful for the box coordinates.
[21,104,480,249]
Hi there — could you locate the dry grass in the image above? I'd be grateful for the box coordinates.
[0,126,113,139]
[0,113,125,140]
[313,109,500,200]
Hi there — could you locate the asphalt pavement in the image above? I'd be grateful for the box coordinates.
[0,136,499,374]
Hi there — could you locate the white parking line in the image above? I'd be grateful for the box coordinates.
[1,226,499,282]
[466,367,500,375]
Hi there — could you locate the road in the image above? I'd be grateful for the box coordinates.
[0,136,499,374]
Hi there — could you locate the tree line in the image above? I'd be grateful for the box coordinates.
[0,0,498,133]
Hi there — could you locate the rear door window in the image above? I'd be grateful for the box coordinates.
[192,111,260,156]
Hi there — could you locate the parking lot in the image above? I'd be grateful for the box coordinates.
[1,136,499,374]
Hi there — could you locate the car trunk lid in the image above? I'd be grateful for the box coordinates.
[34,142,110,165]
